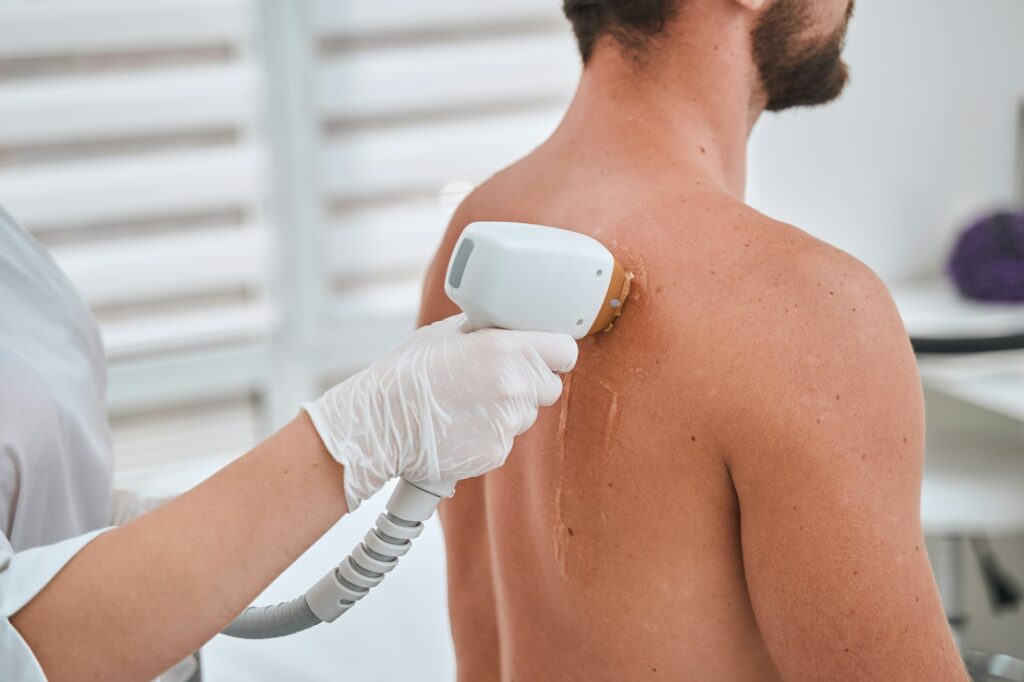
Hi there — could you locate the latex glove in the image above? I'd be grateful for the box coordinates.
[304,314,578,511]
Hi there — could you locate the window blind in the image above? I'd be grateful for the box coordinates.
[0,0,579,486]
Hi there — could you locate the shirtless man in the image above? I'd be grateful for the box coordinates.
[419,0,968,679]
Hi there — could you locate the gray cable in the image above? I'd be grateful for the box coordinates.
[220,479,445,640]
[221,596,321,639]
[220,512,420,639]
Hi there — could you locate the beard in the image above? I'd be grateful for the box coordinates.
[751,0,853,112]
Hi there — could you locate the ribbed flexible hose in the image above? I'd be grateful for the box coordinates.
[221,597,320,639]
[221,479,449,639]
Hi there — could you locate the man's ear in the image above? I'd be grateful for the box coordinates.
[732,0,767,10]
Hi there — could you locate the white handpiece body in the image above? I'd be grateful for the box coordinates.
[226,222,628,639]
[445,221,617,340]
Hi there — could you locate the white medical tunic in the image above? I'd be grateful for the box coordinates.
[0,206,114,680]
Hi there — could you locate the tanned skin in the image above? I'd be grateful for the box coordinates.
[419,0,967,679]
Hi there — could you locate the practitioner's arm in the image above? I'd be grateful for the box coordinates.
[13,314,576,682]
[13,413,344,682]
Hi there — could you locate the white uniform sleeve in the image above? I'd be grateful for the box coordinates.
[0,528,112,681]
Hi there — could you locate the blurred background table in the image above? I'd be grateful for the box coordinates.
[892,277,1024,662]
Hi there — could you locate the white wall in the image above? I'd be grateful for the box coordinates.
[748,0,1024,284]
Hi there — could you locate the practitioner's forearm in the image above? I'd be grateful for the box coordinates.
[12,412,347,682]
[11,310,576,681]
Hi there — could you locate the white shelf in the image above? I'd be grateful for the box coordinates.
[891,276,1024,339]
[891,277,1024,422]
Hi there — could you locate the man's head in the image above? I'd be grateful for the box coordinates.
[562,0,855,111]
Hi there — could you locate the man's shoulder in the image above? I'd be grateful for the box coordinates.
[684,203,919,457]
[726,205,902,357]
[658,195,895,332]
[625,193,898,343]
[632,193,912,412]
[428,180,906,365]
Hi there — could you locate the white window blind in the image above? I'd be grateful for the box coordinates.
[311,0,578,382]
[0,0,579,487]
[0,0,271,481]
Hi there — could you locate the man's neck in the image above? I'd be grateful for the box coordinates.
[552,24,765,200]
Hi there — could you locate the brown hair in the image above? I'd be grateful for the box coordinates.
[562,0,679,63]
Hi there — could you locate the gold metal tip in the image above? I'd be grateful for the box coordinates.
[588,261,634,336]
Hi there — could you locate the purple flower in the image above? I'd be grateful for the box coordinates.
[947,211,1024,302]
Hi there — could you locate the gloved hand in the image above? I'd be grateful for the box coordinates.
[303,314,578,511]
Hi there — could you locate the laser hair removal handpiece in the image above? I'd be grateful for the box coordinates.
[223,222,631,639]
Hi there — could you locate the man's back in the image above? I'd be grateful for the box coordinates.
[422,146,793,679]
[419,1,966,678]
